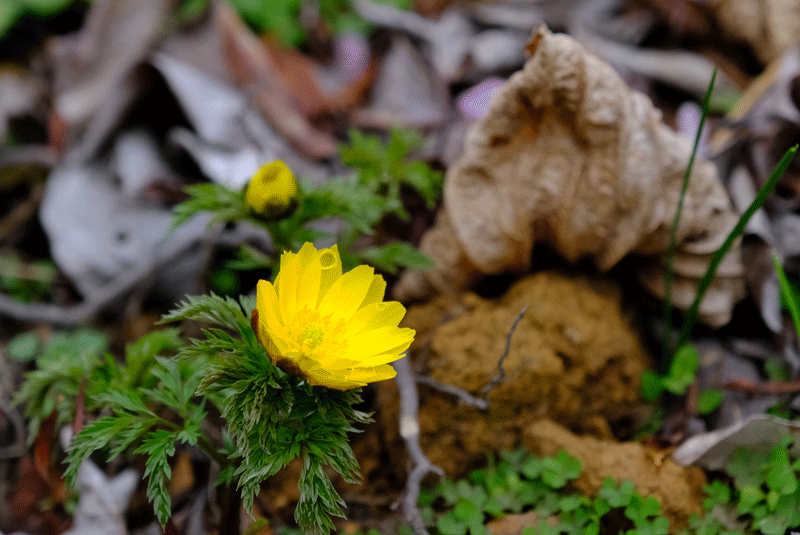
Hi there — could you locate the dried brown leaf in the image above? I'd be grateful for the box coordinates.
[710,0,800,64]
[216,2,336,159]
[351,36,448,129]
[50,0,173,124]
[395,25,745,327]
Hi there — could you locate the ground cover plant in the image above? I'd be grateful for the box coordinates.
[10,243,415,535]
[172,127,441,277]
[399,445,800,535]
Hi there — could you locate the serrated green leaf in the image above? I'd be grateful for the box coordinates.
[94,387,152,415]
[135,429,177,526]
[171,182,249,230]
[160,293,249,331]
[354,242,434,274]
[65,414,148,485]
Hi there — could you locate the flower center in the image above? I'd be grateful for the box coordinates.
[300,324,325,350]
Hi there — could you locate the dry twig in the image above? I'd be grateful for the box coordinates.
[481,304,529,397]
[392,305,529,534]
[724,377,800,395]
[416,375,488,409]
[392,354,443,535]
[415,304,529,407]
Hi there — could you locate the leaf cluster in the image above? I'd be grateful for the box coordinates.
[9,324,203,526]
[419,449,669,535]
[172,127,441,276]
[675,436,800,535]
[162,293,373,535]
[10,327,183,441]
[640,345,723,415]
[228,0,411,47]
[339,127,443,214]
[60,335,206,526]
[699,436,800,535]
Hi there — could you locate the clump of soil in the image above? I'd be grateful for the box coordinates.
[379,270,652,476]
[523,419,707,529]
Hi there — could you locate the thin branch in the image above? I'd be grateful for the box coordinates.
[724,377,800,395]
[416,376,488,409]
[413,304,529,410]
[392,354,443,535]
[481,305,529,398]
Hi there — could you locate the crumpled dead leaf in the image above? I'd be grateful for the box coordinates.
[48,0,336,162]
[672,413,800,469]
[39,130,210,300]
[710,0,800,64]
[395,25,745,327]
[351,35,448,129]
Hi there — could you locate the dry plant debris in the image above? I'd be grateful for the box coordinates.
[710,0,800,64]
[395,25,746,327]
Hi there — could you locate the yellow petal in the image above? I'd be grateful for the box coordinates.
[294,243,322,312]
[347,327,415,359]
[356,350,407,367]
[275,247,302,320]
[318,264,375,321]
[257,280,287,335]
[341,301,407,338]
[343,364,397,383]
[256,280,291,357]
[317,245,342,303]
[304,366,367,390]
[360,274,387,308]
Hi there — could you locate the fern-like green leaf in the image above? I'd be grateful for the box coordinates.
[160,293,249,332]
[171,183,249,230]
[135,429,178,526]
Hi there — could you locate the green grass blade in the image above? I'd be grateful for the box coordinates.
[662,70,717,360]
[771,250,800,337]
[677,145,798,346]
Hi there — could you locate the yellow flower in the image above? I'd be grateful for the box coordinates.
[252,242,415,390]
[245,160,299,221]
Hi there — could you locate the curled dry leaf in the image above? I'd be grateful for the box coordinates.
[395,25,745,327]
[710,0,800,64]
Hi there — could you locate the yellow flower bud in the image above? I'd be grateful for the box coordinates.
[245,161,299,221]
